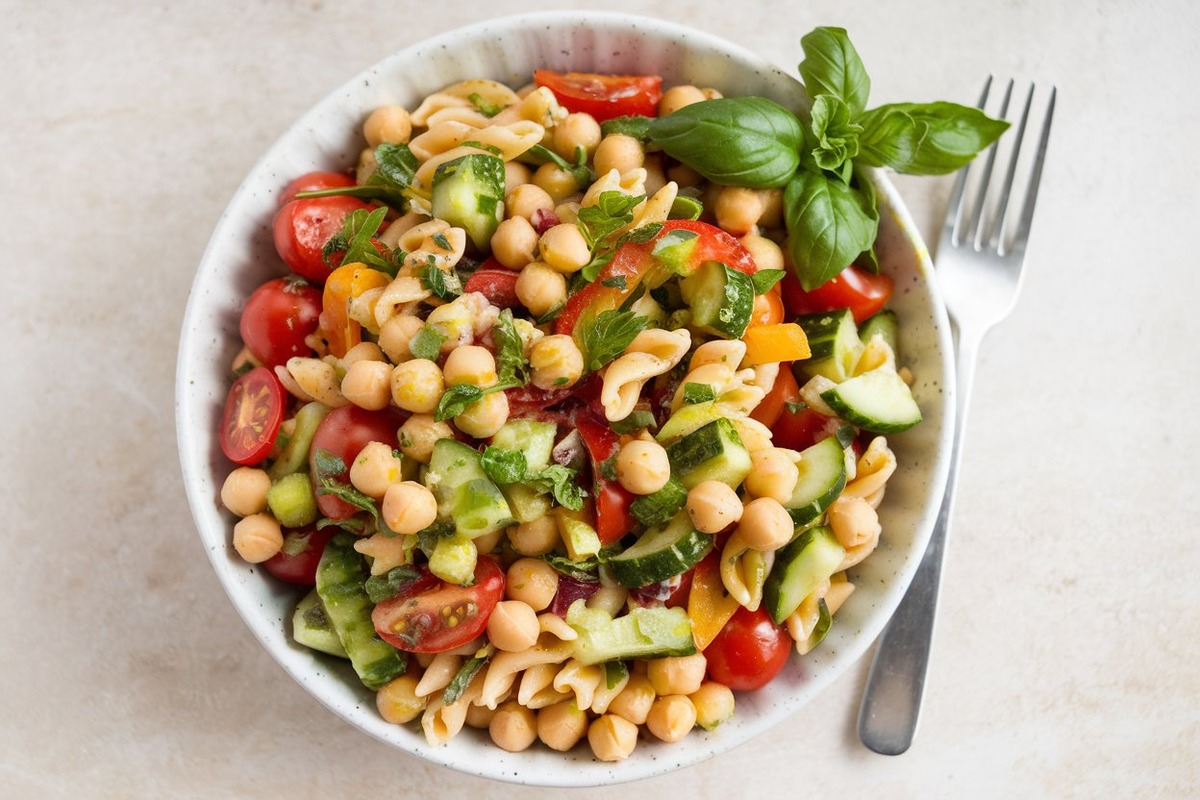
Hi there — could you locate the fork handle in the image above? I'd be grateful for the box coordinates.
[857,329,980,755]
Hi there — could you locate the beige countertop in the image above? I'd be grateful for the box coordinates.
[3,0,1197,796]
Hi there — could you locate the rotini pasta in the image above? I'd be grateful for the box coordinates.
[599,328,691,420]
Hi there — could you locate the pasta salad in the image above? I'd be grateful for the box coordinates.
[215,29,1002,762]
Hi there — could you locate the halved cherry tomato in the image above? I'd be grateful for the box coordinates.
[279,171,355,206]
[533,70,662,122]
[273,195,373,285]
[220,367,285,466]
[372,557,506,653]
[263,527,333,586]
[463,260,521,309]
[320,263,391,358]
[749,363,801,429]
[772,402,838,453]
[239,277,322,368]
[308,405,406,520]
[749,286,785,327]
[575,413,635,545]
[704,605,792,691]
[780,264,893,324]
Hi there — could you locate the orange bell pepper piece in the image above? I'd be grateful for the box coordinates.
[687,551,741,652]
[741,322,811,367]
[321,263,390,357]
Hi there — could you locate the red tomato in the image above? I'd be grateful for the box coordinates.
[749,363,801,429]
[308,406,406,520]
[704,606,792,691]
[273,195,373,285]
[463,261,521,309]
[575,413,635,545]
[533,70,662,122]
[372,558,506,653]
[780,264,893,324]
[279,171,355,206]
[239,277,322,368]
[219,367,285,466]
[263,527,333,586]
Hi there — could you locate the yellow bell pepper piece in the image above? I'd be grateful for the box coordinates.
[741,322,811,367]
[687,553,741,652]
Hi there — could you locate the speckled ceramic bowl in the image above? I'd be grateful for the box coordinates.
[176,11,954,786]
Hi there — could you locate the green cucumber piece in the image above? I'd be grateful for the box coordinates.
[500,483,553,523]
[292,589,348,658]
[784,434,849,526]
[795,309,862,382]
[566,600,696,665]
[266,472,318,528]
[490,419,557,471]
[428,532,478,585]
[610,408,657,435]
[680,261,755,339]
[655,399,720,443]
[858,310,899,355]
[431,153,505,251]
[315,536,408,689]
[799,598,832,653]
[666,417,752,489]
[820,369,922,434]
[629,478,688,528]
[268,402,329,481]
[427,439,514,538]
[763,526,845,623]
[608,511,712,588]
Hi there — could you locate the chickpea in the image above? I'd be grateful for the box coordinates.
[376,674,424,724]
[490,216,539,270]
[486,600,541,652]
[220,467,270,517]
[615,439,671,496]
[490,701,538,753]
[658,84,707,115]
[453,390,509,438]
[735,496,794,551]
[588,714,640,762]
[349,441,404,499]
[553,112,602,159]
[515,261,567,318]
[397,414,453,464]
[538,223,591,274]
[363,104,412,146]
[342,341,386,367]
[553,201,581,225]
[690,681,736,731]
[714,185,767,236]
[341,359,393,411]
[538,700,589,752]
[464,703,496,730]
[685,480,744,534]
[607,673,656,725]
[645,695,697,743]
[532,162,580,202]
[666,162,705,188]
[508,516,559,556]
[529,334,584,391]
[232,513,283,563]
[505,557,559,610]
[504,159,532,192]
[593,133,644,176]
[647,652,707,696]
[381,481,438,535]
[390,358,444,414]
[739,233,785,272]
[442,344,497,388]
[506,182,555,221]
[745,448,801,504]
[377,314,424,364]
[473,527,505,556]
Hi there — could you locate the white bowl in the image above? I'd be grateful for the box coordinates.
[176,10,954,786]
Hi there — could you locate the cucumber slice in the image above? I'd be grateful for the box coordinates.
[315,536,408,689]
[796,598,832,655]
[427,439,513,538]
[490,419,557,471]
[608,511,712,588]
[567,600,696,665]
[629,478,688,528]
[796,309,862,382]
[431,153,505,251]
[680,261,755,339]
[820,369,922,434]
[784,434,848,526]
[268,402,329,481]
[292,589,348,658]
[763,526,845,623]
[858,310,899,355]
[500,483,553,523]
[666,417,752,489]
[266,472,318,528]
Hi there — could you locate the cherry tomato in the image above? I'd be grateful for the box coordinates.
[238,277,322,368]
[273,195,373,285]
[575,413,635,545]
[749,363,801,429]
[704,605,792,691]
[219,367,285,466]
[372,557,506,653]
[263,527,333,586]
[463,261,521,309]
[749,286,785,327]
[308,405,406,520]
[780,264,893,324]
[533,70,662,122]
[279,171,355,206]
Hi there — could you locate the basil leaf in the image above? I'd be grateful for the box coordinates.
[600,115,653,141]
[798,27,871,116]
[856,101,1011,175]
[809,95,862,181]
[751,269,786,295]
[480,446,530,485]
[784,169,878,290]
[647,97,803,189]
[492,308,529,386]
[579,310,649,372]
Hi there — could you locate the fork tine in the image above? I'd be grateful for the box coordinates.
[947,76,993,247]
[968,78,1014,250]
[1006,86,1057,258]
[989,83,1035,251]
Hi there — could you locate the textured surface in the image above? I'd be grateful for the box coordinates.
[2,0,1197,796]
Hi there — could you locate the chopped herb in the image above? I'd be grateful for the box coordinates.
[408,325,446,361]
[600,115,653,141]
[492,309,529,386]
[480,446,529,485]
[320,206,399,275]
[682,382,717,405]
[578,309,649,372]
[532,464,586,511]
[443,653,490,705]
[416,263,463,300]
[600,275,627,290]
[604,659,630,689]
[751,269,787,295]
[364,564,423,604]
[467,92,503,118]
[434,380,520,422]
[576,191,645,249]
[312,449,347,481]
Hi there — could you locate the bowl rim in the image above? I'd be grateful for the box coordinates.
[176,9,955,786]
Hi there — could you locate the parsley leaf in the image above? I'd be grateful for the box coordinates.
[576,191,645,249]
[579,309,649,372]
[416,263,463,300]
[751,269,786,295]
[480,446,529,485]
[492,309,529,386]
[433,380,520,422]
[321,206,398,275]
[532,464,586,511]
[299,143,420,213]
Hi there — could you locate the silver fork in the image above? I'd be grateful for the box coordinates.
[857,78,1056,755]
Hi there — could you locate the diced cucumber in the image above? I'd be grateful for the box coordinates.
[490,419,557,472]
[784,433,849,526]
[292,589,348,658]
[629,478,688,528]
[428,532,478,585]
[266,472,318,528]
[610,408,657,435]
[268,402,329,481]
[666,418,752,489]
[680,261,755,339]
[500,483,553,523]
[858,310,899,355]
[762,526,846,623]
[426,439,514,538]
[820,369,922,434]
[566,600,696,665]
[796,598,832,655]
[655,399,721,443]
[608,511,712,588]
[315,535,408,689]
[431,153,505,251]
[795,309,862,382]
